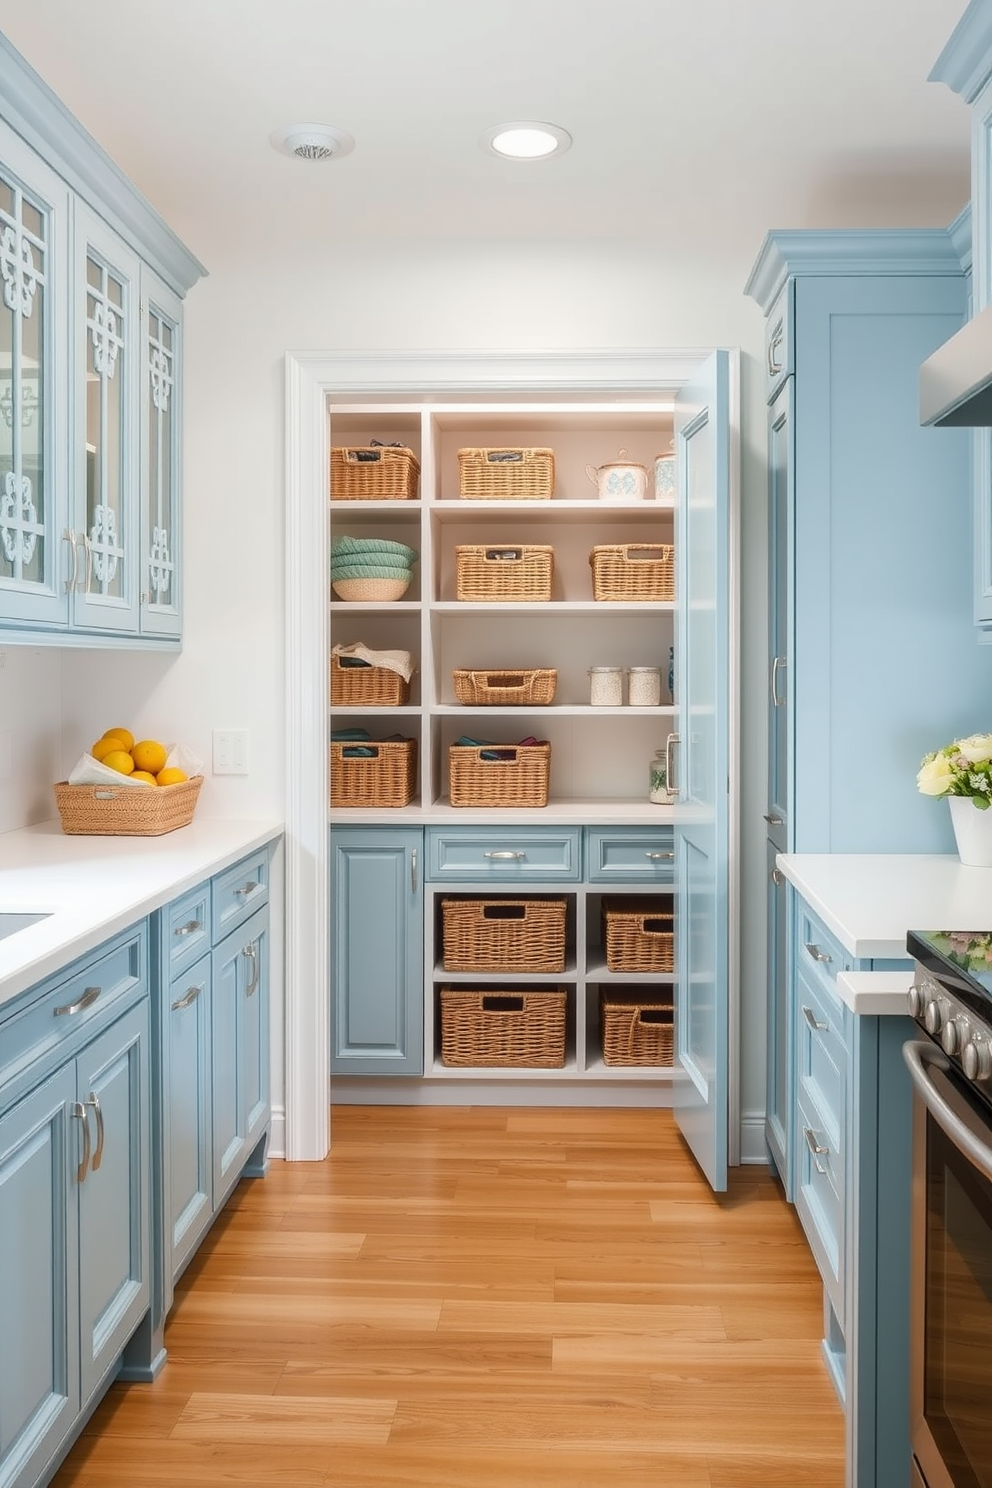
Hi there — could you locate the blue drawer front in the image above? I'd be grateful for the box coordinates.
[211,849,270,944]
[586,828,674,883]
[426,828,580,882]
[796,902,853,995]
[795,964,846,1141]
[795,1087,844,1322]
[165,884,211,977]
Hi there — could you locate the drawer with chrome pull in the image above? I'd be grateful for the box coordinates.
[795,962,846,1151]
[211,849,270,942]
[794,1085,845,1321]
[585,828,674,884]
[0,923,147,1100]
[164,884,211,976]
[797,902,852,992]
[426,828,580,882]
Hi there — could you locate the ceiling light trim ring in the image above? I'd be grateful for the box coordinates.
[481,121,572,161]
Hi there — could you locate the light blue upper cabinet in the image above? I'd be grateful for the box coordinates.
[0,28,204,647]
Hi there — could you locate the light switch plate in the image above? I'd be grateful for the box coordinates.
[213,729,249,775]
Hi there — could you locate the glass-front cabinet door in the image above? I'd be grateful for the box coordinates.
[139,268,181,637]
[0,121,69,627]
[72,205,141,632]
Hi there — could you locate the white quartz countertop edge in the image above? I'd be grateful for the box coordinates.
[0,816,283,1009]
[835,970,915,1016]
[776,852,992,959]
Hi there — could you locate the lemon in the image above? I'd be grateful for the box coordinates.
[102,727,135,751]
[91,736,121,762]
[156,767,187,787]
[131,770,158,785]
[132,739,168,776]
[103,749,136,775]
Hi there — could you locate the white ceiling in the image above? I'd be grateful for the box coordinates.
[0,0,976,270]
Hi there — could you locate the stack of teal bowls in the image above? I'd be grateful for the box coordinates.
[331,536,418,601]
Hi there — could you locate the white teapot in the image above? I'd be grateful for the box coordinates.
[585,449,649,502]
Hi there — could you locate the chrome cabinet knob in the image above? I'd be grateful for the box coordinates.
[963,1039,992,1082]
[941,1018,963,1057]
[924,1000,943,1037]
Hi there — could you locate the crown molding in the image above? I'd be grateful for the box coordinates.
[0,29,206,295]
[929,0,992,103]
[744,228,966,313]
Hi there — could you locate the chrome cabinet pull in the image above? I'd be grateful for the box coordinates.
[54,985,101,1017]
[645,851,675,861]
[804,942,832,965]
[771,868,784,885]
[411,847,418,892]
[767,326,784,378]
[86,1093,105,1172]
[771,655,786,706]
[243,942,259,997]
[174,918,203,938]
[234,881,259,900]
[802,1125,829,1175]
[484,850,525,860]
[802,1004,828,1033]
[171,983,203,1012]
[81,532,93,595]
[763,812,783,827]
[73,1101,90,1183]
[665,733,680,797]
[62,528,78,593]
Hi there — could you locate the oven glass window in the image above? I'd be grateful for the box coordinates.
[925,1113,992,1487]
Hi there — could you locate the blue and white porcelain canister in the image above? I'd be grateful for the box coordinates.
[654,451,676,503]
[585,449,649,502]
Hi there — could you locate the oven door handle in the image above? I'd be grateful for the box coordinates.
[903,1039,992,1182]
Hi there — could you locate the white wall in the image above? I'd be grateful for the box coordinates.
[6,233,774,1138]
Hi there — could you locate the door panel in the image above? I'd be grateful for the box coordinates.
[672,350,732,1192]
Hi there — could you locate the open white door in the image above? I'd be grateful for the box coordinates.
[671,350,733,1192]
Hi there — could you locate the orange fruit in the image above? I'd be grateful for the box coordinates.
[131,739,168,775]
[91,736,121,761]
[103,749,135,775]
[156,767,187,787]
[131,770,158,785]
[101,727,134,751]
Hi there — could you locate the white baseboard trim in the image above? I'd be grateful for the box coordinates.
[268,1104,287,1161]
[328,1079,672,1110]
[738,1110,768,1165]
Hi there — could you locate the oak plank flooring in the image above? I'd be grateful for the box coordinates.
[51,1106,844,1488]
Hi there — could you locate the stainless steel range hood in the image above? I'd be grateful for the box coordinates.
[920,303,992,426]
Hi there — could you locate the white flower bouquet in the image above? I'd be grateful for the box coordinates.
[917,733,992,809]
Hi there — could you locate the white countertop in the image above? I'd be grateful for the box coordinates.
[777,852,992,960]
[835,970,915,1016]
[0,816,283,1009]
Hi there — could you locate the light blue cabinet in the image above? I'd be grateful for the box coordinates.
[785,888,915,1488]
[212,905,269,1202]
[0,28,202,647]
[746,231,992,1191]
[0,923,150,1488]
[330,828,423,1076]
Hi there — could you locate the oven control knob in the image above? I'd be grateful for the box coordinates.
[908,984,926,1019]
[924,1000,943,1037]
[941,1018,964,1056]
[963,1039,992,1083]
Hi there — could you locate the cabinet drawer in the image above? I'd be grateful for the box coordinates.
[426,828,580,882]
[797,903,852,992]
[796,964,847,1136]
[211,850,270,943]
[164,884,211,977]
[585,828,674,883]
[795,1088,844,1320]
[765,282,794,400]
[0,924,147,1101]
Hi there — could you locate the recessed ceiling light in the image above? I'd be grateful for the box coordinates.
[270,123,355,162]
[481,122,572,160]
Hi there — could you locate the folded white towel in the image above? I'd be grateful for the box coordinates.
[332,642,415,683]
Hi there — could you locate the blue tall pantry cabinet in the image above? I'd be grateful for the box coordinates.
[746,229,992,1192]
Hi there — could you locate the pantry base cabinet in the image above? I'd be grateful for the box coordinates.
[0,925,150,1488]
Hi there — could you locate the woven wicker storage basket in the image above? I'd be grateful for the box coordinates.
[54,776,203,836]
[452,668,557,706]
[330,445,419,501]
[455,545,554,602]
[589,543,675,601]
[602,896,675,972]
[330,654,411,707]
[440,987,567,1067]
[329,738,417,808]
[442,898,566,973]
[458,447,555,501]
[448,742,551,808]
[600,991,674,1066]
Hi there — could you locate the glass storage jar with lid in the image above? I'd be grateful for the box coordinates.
[650,749,671,803]
[588,666,624,706]
[627,666,662,707]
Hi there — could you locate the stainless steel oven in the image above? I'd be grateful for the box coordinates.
[905,931,992,1488]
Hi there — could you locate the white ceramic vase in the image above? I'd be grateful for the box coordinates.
[948,794,992,866]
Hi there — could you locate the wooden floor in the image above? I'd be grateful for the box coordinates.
[54,1106,844,1488]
